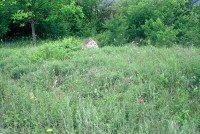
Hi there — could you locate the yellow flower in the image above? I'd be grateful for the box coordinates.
[46,128,53,132]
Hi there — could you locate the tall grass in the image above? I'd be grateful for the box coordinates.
[0,38,200,133]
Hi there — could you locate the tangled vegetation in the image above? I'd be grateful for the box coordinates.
[0,38,199,133]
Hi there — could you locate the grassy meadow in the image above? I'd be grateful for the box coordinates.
[0,38,200,133]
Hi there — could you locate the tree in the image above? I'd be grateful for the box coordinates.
[11,0,48,44]
[77,0,117,36]
[0,0,15,38]
[36,0,84,38]
[11,0,84,44]
[101,0,200,46]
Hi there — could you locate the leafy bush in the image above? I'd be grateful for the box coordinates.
[96,15,128,47]
[98,0,200,46]
[175,11,200,46]
[29,37,82,62]
[142,18,178,46]
[0,2,12,38]
[0,50,35,79]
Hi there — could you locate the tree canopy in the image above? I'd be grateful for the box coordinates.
[0,0,200,46]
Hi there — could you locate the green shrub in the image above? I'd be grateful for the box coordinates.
[29,37,82,62]
[97,0,200,46]
[10,65,35,79]
[96,15,128,47]
[0,50,35,79]
[175,11,200,46]
[142,18,178,46]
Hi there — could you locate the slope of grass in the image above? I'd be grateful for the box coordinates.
[0,38,200,133]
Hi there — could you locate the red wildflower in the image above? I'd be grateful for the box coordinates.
[157,68,161,73]
[55,79,60,83]
[124,79,129,83]
[138,97,144,104]
[69,85,73,91]
[57,91,61,99]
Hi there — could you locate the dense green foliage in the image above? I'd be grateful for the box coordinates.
[0,38,200,133]
[0,0,84,39]
[1,0,200,133]
[1,0,199,46]
[101,0,200,46]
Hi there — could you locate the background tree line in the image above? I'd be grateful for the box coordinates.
[0,0,200,46]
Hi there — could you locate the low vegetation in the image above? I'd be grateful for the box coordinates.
[0,38,199,133]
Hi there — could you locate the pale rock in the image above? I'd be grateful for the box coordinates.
[83,38,99,49]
